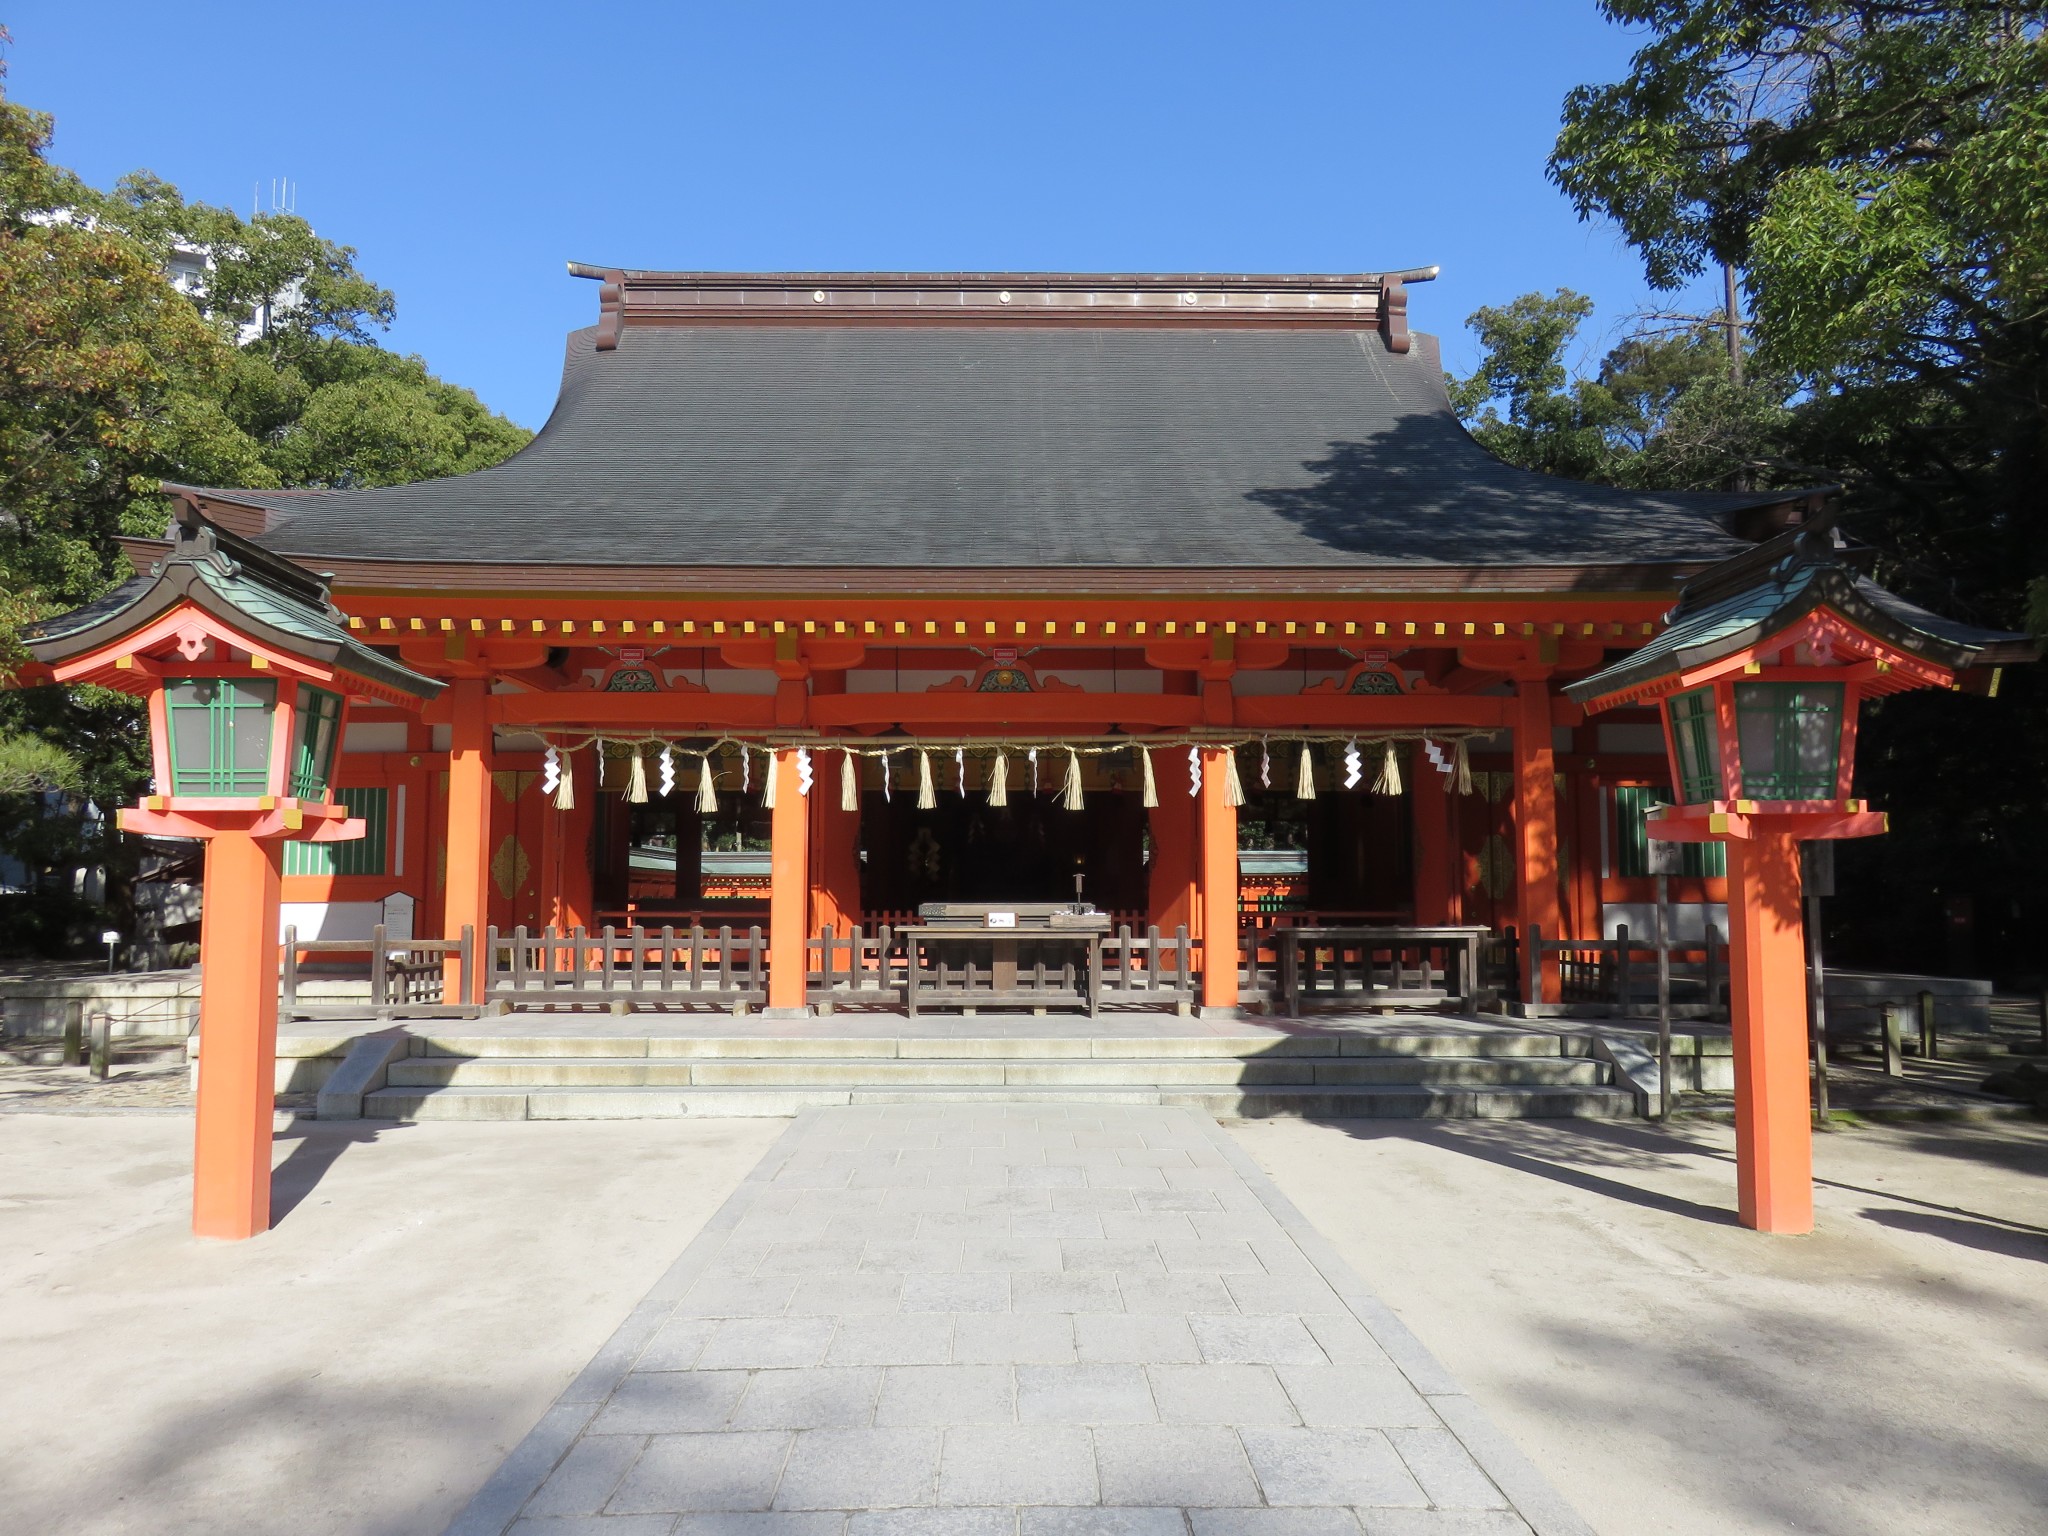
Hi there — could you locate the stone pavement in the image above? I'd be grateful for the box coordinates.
[446,1104,1592,1536]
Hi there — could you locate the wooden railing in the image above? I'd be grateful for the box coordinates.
[1098,925,1197,1011]
[281,924,473,1019]
[483,924,767,1013]
[807,925,900,1010]
[1241,925,1490,1016]
[1524,922,1726,1018]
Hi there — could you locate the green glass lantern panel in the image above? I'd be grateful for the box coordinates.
[1665,688,1721,804]
[166,678,277,795]
[1734,681,1844,800]
[289,687,344,800]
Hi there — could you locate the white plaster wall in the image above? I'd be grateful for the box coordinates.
[1601,903,1729,942]
[342,722,408,753]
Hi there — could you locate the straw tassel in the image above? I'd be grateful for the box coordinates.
[1140,747,1158,808]
[696,753,718,813]
[1452,736,1474,795]
[1223,747,1246,808]
[553,750,576,811]
[626,748,648,804]
[840,749,858,812]
[1062,748,1084,810]
[914,749,934,809]
[762,749,777,809]
[1295,741,1316,800]
[989,750,1009,807]
[1372,740,1402,796]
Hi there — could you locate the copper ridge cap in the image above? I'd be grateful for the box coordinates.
[565,264,1441,290]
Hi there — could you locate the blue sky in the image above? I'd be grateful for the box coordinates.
[9,1,1705,430]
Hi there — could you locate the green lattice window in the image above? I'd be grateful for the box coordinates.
[1613,786,1725,878]
[289,687,343,800]
[1665,688,1721,804]
[1734,681,1844,800]
[165,678,276,795]
[284,786,389,876]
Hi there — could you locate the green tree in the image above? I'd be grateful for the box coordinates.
[0,45,530,952]
[1448,288,1794,492]
[1547,1,2048,976]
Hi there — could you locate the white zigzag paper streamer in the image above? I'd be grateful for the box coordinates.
[1423,738,1452,775]
[658,744,676,797]
[796,747,814,796]
[540,744,561,795]
[1188,746,1202,797]
[1343,738,1363,789]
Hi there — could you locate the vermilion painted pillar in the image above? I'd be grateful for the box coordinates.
[1198,746,1239,1011]
[443,679,493,1002]
[810,753,863,938]
[192,829,283,1240]
[1148,749,1198,939]
[767,750,810,1013]
[1513,675,1562,1002]
[1724,829,1815,1233]
[1411,754,1452,925]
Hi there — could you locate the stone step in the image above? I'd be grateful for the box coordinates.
[395,1030,1576,1062]
[382,1055,1609,1090]
[358,1082,1636,1122]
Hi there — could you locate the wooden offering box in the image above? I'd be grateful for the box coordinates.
[905,902,1110,1015]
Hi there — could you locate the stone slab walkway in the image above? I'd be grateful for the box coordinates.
[445,1105,1592,1536]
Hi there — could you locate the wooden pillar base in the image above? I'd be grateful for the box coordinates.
[1726,829,1815,1234]
[192,829,284,1241]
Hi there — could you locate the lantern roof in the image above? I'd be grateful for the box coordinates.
[24,503,442,704]
[1565,522,2036,710]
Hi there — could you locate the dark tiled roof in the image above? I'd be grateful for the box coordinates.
[208,325,1803,571]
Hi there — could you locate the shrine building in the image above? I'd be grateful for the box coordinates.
[100,268,1894,1012]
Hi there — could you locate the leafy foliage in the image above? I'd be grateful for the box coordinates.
[1448,287,1796,492]
[0,44,530,947]
[1542,1,2048,977]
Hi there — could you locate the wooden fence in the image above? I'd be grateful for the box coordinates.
[483,924,768,1012]
[1523,922,1727,1018]
[281,924,472,1019]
